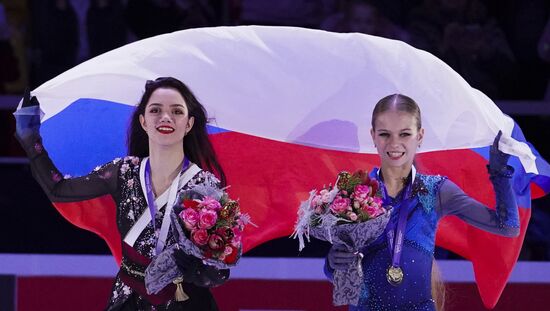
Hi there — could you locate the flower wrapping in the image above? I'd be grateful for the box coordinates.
[145,178,251,295]
[292,170,391,306]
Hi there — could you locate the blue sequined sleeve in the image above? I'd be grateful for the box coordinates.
[436,179,520,237]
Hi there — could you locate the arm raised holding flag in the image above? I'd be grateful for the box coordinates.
[320,94,519,310]
[14,77,232,310]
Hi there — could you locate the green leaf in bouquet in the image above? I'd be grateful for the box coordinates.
[215,218,232,229]
[336,171,353,192]
[358,211,371,222]
[219,192,230,205]
[337,170,367,193]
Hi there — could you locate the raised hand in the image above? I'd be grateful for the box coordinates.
[488,130,512,177]
[14,88,41,140]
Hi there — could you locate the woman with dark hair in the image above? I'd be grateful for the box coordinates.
[128,77,225,186]
[15,77,229,310]
[325,94,519,310]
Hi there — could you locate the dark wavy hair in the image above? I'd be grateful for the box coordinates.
[127,77,226,185]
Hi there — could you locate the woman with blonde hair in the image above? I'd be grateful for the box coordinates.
[325,94,519,310]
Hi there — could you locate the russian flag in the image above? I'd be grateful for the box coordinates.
[27,26,549,309]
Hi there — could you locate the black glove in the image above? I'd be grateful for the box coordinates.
[14,88,41,140]
[173,249,229,287]
[327,244,359,271]
[488,130,513,177]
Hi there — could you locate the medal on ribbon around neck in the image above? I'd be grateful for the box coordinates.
[380,168,416,287]
[386,265,404,286]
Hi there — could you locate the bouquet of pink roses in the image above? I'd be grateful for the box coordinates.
[145,176,251,295]
[176,188,245,264]
[293,170,391,306]
[293,170,389,248]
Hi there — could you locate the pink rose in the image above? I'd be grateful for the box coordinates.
[330,196,351,214]
[218,246,234,262]
[208,234,225,250]
[364,203,384,218]
[223,246,234,256]
[179,208,199,230]
[191,229,209,245]
[353,185,371,203]
[198,209,218,229]
[347,211,358,221]
[311,195,322,207]
[224,245,239,263]
[199,196,222,211]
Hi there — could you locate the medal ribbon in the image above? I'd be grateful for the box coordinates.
[386,187,414,270]
[144,157,190,253]
[379,171,416,272]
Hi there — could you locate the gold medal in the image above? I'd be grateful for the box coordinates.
[386,266,404,286]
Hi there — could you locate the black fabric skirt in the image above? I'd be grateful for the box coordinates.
[113,284,218,311]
